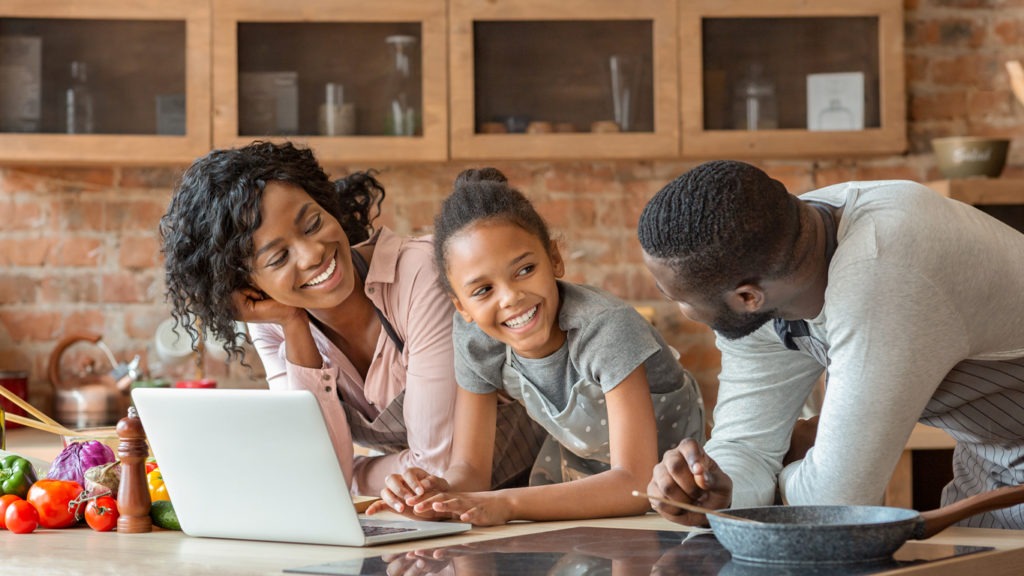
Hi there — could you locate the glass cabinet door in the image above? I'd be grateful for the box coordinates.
[0,0,210,164]
[213,0,447,163]
[680,0,905,158]
[450,0,679,160]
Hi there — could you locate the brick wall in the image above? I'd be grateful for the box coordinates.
[2,1,1023,417]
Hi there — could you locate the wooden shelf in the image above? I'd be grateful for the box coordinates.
[212,0,448,164]
[0,0,211,165]
[449,0,680,160]
[680,0,906,159]
[925,179,1024,206]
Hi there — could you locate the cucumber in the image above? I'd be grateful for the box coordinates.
[150,500,181,531]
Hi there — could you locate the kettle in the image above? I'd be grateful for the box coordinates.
[48,332,140,428]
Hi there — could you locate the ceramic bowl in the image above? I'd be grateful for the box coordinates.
[931,136,1010,179]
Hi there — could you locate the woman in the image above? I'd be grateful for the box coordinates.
[160,141,543,495]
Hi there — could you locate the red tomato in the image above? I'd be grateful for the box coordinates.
[84,496,119,532]
[5,500,38,534]
[26,479,83,529]
[0,494,21,530]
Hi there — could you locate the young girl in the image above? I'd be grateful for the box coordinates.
[367,167,705,525]
[160,143,543,496]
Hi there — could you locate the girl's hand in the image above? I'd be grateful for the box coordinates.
[418,491,511,526]
[647,438,732,527]
[368,468,451,516]
[230,287,304,326]
[380,551,452,576]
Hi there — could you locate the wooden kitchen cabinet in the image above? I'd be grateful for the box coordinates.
[449,0,679,160]
[1,0,911,165]
[212,0,448,163]
[0,0,211,165]
[680,0,906,158]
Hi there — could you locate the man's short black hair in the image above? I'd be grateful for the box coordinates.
[637,160,802,295]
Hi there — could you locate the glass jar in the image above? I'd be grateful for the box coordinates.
[732,63,777,131]
[318,82,356,136]
[384,35,419,136]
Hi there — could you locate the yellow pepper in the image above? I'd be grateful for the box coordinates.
[147,468,170,502]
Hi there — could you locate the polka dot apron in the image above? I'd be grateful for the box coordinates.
[498,346,704,485]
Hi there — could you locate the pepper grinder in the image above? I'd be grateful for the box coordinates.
[117,406,152,533]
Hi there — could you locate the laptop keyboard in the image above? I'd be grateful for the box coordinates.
[360,523,417,537]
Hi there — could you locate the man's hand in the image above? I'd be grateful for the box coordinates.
[646,438,732,527]
[784,415,820,466]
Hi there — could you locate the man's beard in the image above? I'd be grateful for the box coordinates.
[710,300,776,340]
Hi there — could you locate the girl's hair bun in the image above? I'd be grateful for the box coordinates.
[454,167,508,187]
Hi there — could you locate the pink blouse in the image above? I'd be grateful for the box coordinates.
[249,227,457,495]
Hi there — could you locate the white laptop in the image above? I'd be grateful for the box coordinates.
[131,388,471,546]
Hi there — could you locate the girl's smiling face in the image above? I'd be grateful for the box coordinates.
[248,181,355,310]
[445,221,566,359]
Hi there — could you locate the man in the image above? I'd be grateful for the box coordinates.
[637,160,1024,529]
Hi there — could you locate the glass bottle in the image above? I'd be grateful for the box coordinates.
[384,35,419,136]
[817,98,855,131]
[732,63,777,131]
[66,61,95,134]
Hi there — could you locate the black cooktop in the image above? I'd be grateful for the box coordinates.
[284,527,992,575]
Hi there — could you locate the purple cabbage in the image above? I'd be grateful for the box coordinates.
[47,440,117,486]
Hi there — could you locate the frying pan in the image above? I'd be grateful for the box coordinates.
[708,484,1024,565]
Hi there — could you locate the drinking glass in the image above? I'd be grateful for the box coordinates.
[608,54,641,132]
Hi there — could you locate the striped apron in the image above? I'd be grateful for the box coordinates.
[341,392,546,489]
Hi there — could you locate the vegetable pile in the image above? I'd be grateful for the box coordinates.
[0,441,182,535]
[0,442,114,534]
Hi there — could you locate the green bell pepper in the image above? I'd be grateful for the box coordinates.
[0,454,38,498]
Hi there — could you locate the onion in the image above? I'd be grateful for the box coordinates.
[84,461,121,498]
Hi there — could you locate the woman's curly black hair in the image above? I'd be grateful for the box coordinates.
[160,141,385,362]
[432,167,553,295]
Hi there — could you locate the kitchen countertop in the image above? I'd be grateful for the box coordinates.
[6,429,1024,575]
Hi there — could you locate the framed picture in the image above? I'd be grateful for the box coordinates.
[807,72,864,131]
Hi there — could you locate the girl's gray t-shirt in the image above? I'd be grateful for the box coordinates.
[452,281,689,409]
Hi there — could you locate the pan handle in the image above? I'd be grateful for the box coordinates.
[916,484,1024,539]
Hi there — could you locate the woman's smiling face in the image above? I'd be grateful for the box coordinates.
[248,181,355,310]
[445,221,566,359]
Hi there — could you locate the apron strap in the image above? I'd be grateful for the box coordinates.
[773,202,838,354]
[351,248,405,354]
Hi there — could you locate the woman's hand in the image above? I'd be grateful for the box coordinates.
[647,438,732,527]
[230,287,304,326]
[367,468,451,518]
